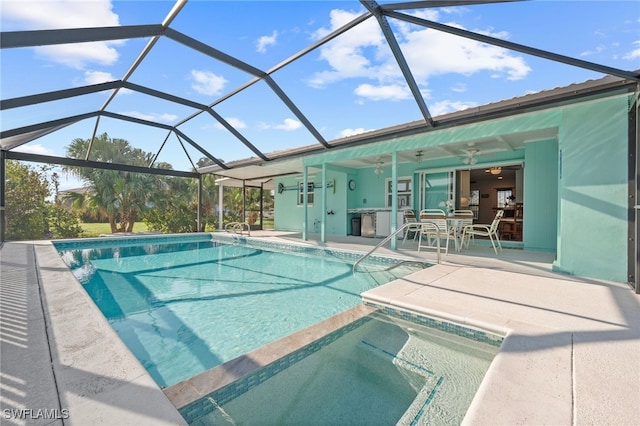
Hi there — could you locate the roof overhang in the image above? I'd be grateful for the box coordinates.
[198,74,638,181]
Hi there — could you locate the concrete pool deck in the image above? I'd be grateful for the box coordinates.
[1,233,638,425]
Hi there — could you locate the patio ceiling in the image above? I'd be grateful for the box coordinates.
[328,127,557,169]
[204,125,554,183]
[1,0,638,182]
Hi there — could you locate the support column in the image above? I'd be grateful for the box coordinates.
[391,151,398,250]
[321,163,327,243]
[303,167,309,241]
[242,180,247,224]
[1,150,5,243]
[197,174,203,232]
[218,182,224,230]
[260,183,264,231]
[630,86,639,293]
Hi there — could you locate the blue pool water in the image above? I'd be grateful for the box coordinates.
[181,307,502,426]
[54,234,423,387]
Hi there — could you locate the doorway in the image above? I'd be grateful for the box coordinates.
[465,164,523,241]
[417,163,524,241]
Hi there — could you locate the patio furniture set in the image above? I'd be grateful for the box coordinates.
[402,208,514,255]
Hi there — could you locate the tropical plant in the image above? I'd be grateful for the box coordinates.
[4,160,51,240]
[65,133,155,233]
[143,175,198,233]
[46,171,82,239]
[46,203,83,238]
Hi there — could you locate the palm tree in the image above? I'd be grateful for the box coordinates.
[64,133,156,233]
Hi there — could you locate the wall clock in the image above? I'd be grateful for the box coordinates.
[348,180,356,190]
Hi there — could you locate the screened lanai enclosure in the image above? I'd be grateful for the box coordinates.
[1,0,638,291]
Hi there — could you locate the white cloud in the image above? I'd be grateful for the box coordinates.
[399,23,531,81]
[337,128,375,138]
[83,70,116,85]
[580,44,605,57]
[623,41,640,60]
[214,117,247,130]
[275,118,302,131]
[451,83,467,93]
[2,0,122,69]
[308,9,386,88]
[308,8,531,89]
[75,70,130,95]
[257,31,278,53]
[190,70,228,96]
[13,144,55,156]
[36,42,120,69]
[354,84,411,101]
[120,111,178,123]
[2,0,119,28]
[259,118,302,131]
[429,100,478,117]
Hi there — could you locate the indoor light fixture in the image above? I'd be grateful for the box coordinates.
[490,166,502,175]
[374,161,384,175]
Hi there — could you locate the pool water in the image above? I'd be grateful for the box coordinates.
[181,309,502,426]
[54,235,423,387]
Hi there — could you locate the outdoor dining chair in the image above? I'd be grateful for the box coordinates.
[461,209,504,254]
[401,209,422,244]
[418,209,455,254]
[500,202,523,240]
[451,210,475,251]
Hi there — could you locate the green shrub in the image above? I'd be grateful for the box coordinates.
[47,203,83,239]
[5,160,51,240]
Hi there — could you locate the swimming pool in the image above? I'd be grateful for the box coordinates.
[179,307,502,425]
[54,233,425,388]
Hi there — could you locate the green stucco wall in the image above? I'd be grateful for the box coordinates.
[272,92,632,283]
[553,95,629,282]
[274,170,348,235]
[524,139,558,250]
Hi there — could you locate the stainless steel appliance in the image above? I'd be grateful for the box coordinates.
[361,213,375,238]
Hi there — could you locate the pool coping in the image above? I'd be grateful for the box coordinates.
[360,263,640,425]
[11,240,188,425]
[2,235,638,425]
[163,304,376,410]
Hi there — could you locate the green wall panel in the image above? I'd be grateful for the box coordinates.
[524,139,558,250]
[271,92,632,284]
[274,170,348,235]
[553,95,629,282]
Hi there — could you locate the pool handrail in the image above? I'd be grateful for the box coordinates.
[225,221,251,236]
[353,221,441,273]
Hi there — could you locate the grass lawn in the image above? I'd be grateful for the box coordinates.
[80,222,149,238]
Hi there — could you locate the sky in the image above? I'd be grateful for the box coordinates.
[1,0,639,190]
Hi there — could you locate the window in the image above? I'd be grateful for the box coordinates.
[385,177,412,208]
[298,182,314,205]
[418,171,454,210]
[470,189,480,206]
[469,189,480,219]
[496,188,513,208]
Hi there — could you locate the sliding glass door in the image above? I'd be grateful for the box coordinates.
[418,171,455,211]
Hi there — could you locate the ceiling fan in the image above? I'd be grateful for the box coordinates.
[460,144,480,165]
[373,156,385,175]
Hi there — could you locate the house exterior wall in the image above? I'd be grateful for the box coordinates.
[274,170,348,235]
[553,95,630,282]
[272,91,633,283]
[524,139,558,251]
